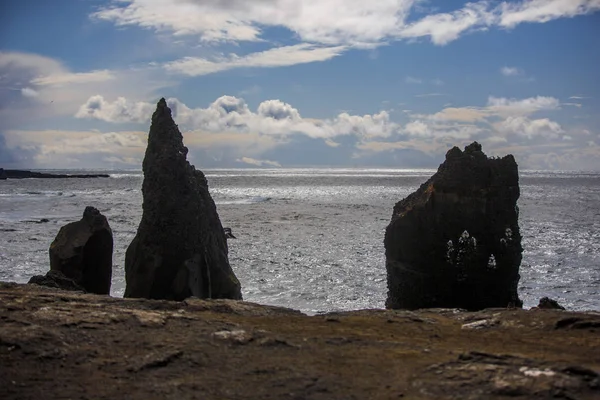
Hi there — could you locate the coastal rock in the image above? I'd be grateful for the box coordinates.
[0,168,6,180]
[49,206,113,294]
[124,98,242,301]
[28,270,85,292]
[385,142,522,310]
[537,297,566,310]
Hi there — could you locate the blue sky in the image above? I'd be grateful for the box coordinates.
[1,0,599,169]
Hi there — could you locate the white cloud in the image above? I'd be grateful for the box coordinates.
[428,107,488,122]
[404,120,429,137]
[405,76,423,84]
[398,1,495,45]
[76,95,156,123]
[569,95,590,99]
[236,157,281,167]
[32,70,116,86]
[499,0,600,28]
[403,120,480,139]
[91,0,600,53]
[500,66,521,76]
[76,95,399,140]
[6,91,595,170]
[0,52,173,126]
[93,0,416,46]
[324,138,341,148]
[487,96,560,115]
[415,93,445,98]
[164,44,347,76]
[406,77,445,86]
[3,129,146,167]
[498,116,563,139]
[21,87,39,98]
[415,96,561,123]
[257,99,301,120]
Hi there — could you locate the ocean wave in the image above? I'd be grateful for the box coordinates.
[216,196,272,205]
[110,173,143,179]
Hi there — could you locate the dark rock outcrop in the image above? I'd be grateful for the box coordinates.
[385,142,522,310]
[1,169,109,179]
[49,206,113,294]
[0,168,7,180]
[537,297,566,310]
[28,270,85,292]
[124,98,242,301]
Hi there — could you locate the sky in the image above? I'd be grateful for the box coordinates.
[1,0,599,170]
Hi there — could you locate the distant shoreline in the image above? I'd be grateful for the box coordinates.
[0,169,110,180]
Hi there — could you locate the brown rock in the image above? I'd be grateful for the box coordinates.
[48,206,113,294]
[1,283,599,400]
[385,142,522,310]
[124,98,242,301]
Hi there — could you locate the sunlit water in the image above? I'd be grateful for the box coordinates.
[1,169,599,314]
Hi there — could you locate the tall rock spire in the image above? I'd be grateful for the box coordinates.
[125,98,242,301]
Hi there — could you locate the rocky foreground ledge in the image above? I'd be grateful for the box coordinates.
[1,283,599,400]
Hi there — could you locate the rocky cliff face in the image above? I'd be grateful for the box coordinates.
[46,206,113,295]
[385,142,522,310]
[124,98,242,301]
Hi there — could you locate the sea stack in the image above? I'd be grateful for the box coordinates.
[124,98,242,301]
[385,142,522,310]
[46,206,113,294]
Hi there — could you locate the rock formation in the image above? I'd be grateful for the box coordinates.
[124,98,242,301]
[537,297,566,310]
[49,206,113,294]
[28,270,85,292]
[0,168,7,180]
[385,142,522,310]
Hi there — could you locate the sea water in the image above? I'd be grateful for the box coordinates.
[1,169,599,314]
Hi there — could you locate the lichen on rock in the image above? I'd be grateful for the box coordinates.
[385,142,522,310]
[124,98,242,301]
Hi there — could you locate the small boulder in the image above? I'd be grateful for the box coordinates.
[536,297,566,310]
[28,270,85,292]
[385,142,523,310]
[49,206,113,294]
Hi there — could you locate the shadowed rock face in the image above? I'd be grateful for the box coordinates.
[124,98,242,301]
[48,206,113,295]
[28,270,85,292]
[385,142,522,310]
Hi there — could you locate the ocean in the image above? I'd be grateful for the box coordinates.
[1,168,599,314]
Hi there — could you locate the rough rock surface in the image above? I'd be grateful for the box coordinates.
[49,206,113,294]
[385,142,522,310]
[1,283,599,400]
[125,98,242,301]
[27,270,85,292]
